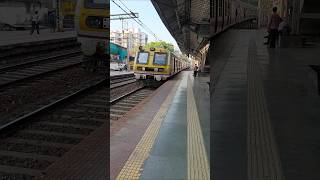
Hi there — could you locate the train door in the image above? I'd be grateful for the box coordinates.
[225,0,229,26]
[222,0,225,29]
[218,0,223,31]
[173,57,176,74]
[210,0,216,34]
[215,0,218,32]
[170,55,174,75]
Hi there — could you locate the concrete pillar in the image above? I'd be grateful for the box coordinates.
[288,0,301,35]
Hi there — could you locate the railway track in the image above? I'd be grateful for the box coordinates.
[0,50,82,88]
[109,74,160,121]
[0,74,156,179]
[110,88,154,121]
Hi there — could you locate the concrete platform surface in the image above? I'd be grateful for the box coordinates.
[110,71,133,77]
[112,71,210,180]
[210,29,320,180]
[0,29,76,47]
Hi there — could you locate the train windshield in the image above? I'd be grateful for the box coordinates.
[153,53,167,65]
[137,52,149,64]
[129,56,135,62]
[85,0,108,9]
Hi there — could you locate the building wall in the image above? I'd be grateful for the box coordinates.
[110,28,148,58]
[0,0,51,25]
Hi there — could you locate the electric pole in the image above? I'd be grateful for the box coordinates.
[110,13,139,67]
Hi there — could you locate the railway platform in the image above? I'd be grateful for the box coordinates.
[108,29,320,180]
[210,29,320,180]
[0,29,79,59]
[0,29,76,47]
[111,70,210,180]
[110,70,133,77]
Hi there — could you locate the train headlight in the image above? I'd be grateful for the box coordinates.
[154,68,158,72]
[142,67,145,71]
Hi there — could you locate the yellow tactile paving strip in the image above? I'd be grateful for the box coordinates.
[187,75,210,180]
[116,78,181,180]
[247,39,284,180]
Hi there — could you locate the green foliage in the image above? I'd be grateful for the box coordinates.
[145,41,174,52]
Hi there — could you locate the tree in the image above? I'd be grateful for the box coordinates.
[145,41,174,52]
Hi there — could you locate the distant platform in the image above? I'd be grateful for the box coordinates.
[0,29,76,48]
[110,71,133,77]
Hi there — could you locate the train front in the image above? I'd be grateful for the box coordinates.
[133,46,170,81]
[75,0,109,70]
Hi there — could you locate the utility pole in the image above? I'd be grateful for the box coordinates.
[111,13,139,67]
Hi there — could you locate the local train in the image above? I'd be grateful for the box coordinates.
[61,0,77,28]
[209,0,258,34]
[75,0,108,58]
[133,46,188,81]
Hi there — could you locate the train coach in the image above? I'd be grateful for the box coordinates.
[209,0,257,33]
[133,46,188,81]
[75,0,109,58]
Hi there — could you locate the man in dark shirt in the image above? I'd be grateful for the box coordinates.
[267,7,282,48]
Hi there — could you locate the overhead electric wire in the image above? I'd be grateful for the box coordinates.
[111,0,160,41]
[113,0,159,40]
[119,0,159,40]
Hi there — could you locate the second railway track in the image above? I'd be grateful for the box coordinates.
[0,50,83,88]
[0,74,158,179]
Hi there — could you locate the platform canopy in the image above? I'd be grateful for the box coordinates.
[151,0,210,56]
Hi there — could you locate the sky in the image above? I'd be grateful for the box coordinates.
[110,0,180,52]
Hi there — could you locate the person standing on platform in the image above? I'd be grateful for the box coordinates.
[193,65,199,77]
[123,64,128,71]
[267,7,282,48]
[48,10,56,33]
[278,17,291,36]
[30,11,40,35]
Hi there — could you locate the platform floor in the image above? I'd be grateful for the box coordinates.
[0,29,76,47]
[211,29,320,180]
[111,71,210,180]
[110,70,133,77]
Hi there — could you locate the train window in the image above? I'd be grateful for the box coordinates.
[227,0,230,16]
[218,0,222,16]
[225,1,227,16]
[210,0,214,18]
[129,56,135,62]
[137,52,149,64]
[85,0,108,9]
[153,53,167,65]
